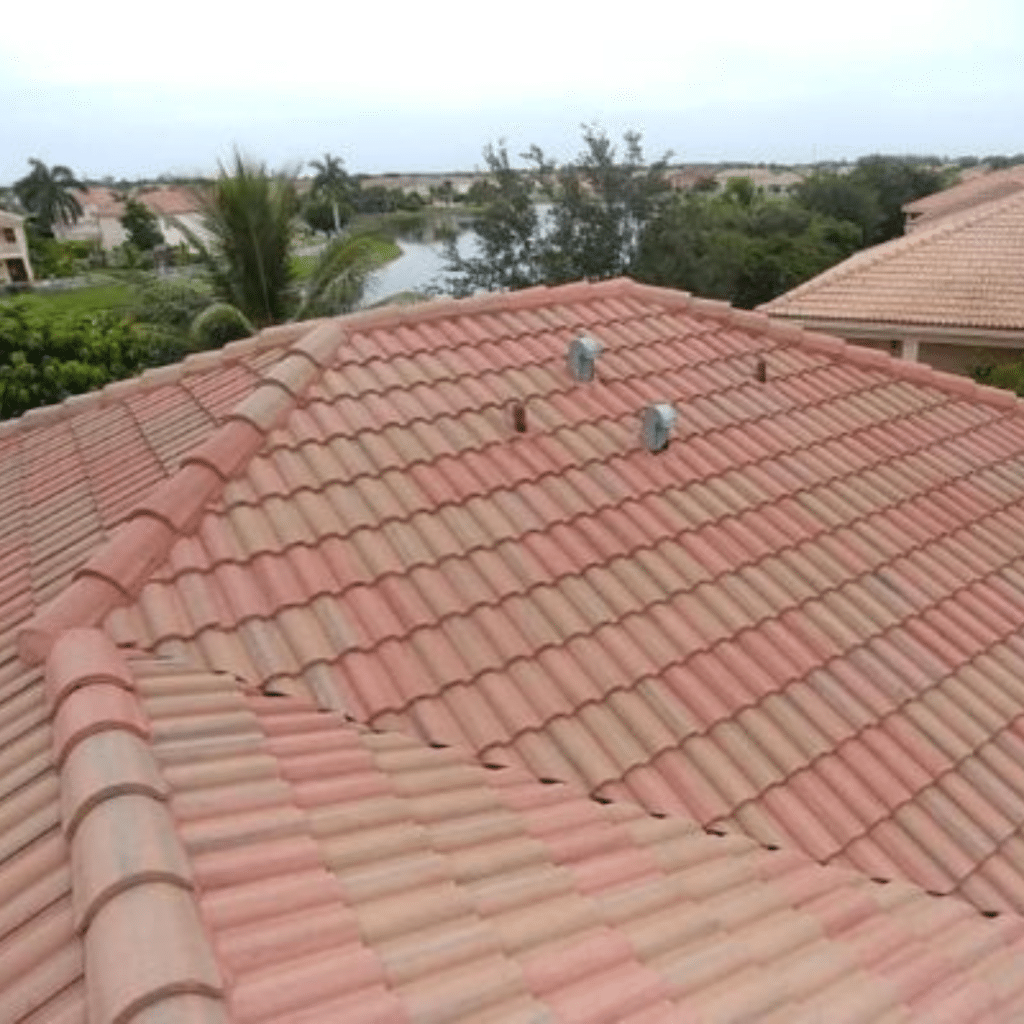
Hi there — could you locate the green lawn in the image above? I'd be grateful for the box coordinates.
[2,283,133,315]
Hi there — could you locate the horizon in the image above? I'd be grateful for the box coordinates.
[4,0,1022,185]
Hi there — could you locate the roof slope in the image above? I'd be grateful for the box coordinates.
[760,189,1024,332]
[0,325,308,1024]
[9,279,1024,1020]
[139,656,1024,1024]
[903,165,1024,229]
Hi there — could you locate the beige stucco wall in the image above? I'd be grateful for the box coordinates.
[0,213,34,284]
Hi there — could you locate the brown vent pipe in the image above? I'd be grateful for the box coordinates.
[512,401,527,433]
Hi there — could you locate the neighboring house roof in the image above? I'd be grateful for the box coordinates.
[139,187,202,217]
[760,189,1024,334]
[0,209,25,226]
[7,279,1024,1020]
[903,165,1024,230]
[76,186,126,220]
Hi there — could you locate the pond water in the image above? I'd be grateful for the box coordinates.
[360,217,480,306]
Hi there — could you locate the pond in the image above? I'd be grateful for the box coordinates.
[360,215,480,306]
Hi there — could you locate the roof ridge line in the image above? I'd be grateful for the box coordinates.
[760,187,1024,313]
[45,627,230,1024]
[903,163,1024,215]
[323,276,644,335]
[17,321,346,666]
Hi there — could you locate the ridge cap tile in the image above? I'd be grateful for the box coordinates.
[18,575,127,666]
[46,626,135,711]
[181,419,266,481]
[225,380,298,433]
[70,793,194,932]
[262,352,324,398]
[52,680,151,767]
[291,320,346,368]
[60,729,170,839]
[127,463,223,535]
[76,515,178,600]
[85,882,224,1024]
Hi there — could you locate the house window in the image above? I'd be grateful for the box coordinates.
[2,228,15,244]
[5,258,28,283]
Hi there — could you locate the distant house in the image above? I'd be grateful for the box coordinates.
[665,166,804,195]
[0,209,33,285]
[137,186,211,249]
[53,185,211,251]
[53,186,126,249]
[760,186,1024,375]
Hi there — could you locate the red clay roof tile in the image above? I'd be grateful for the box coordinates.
[11,280,1024,1020]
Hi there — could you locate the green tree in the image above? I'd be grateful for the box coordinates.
[187,153,300,327]
[308,153,353,234]
[120,198,164,250]
[301,195,339,235]
[184,151,393,328]
[793,157,949,245]
[635,191,861,308]
[444,125,670,295]
[792,172,880,244]
[13,159,86,237]
[537,126,671,283]
[851,155,950,241]
[443,142,542,295]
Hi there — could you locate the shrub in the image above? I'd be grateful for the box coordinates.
[131,277,213,335]
[189,302,254,349]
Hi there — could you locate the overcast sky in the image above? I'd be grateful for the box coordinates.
[3,0,1023,183]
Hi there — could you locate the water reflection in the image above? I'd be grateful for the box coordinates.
[360,213,480,306]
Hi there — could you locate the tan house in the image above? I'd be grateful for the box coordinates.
[760,186,1024,374]
[0,209,34,285]
[54,185,211,251]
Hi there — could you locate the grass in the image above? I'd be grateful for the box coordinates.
[291,237,402,283]
[2,283,133,315]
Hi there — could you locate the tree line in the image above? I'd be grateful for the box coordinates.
[444,126,952,308]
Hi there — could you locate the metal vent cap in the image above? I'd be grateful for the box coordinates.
[642,403,677,452]
[567,335,603,382]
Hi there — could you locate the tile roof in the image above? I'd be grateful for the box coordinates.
[8,278,1024,1020]
[139,187,202,218]
[903,166,1024,230]
[760,190,1024,333]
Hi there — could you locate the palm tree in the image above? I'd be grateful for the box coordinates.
[309,153,351,235]
[189,153,298,327]
[185,151,392,330]
[13,159,86,236]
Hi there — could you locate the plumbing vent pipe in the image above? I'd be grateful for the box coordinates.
[567,335,603,382]
[511,400,527,433]
[755,358,767,382]
[642,404,676,453]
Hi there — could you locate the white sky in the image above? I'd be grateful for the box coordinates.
[3,0,1023,181]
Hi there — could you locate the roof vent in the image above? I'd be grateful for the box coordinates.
[642,404,676,453]
[567,335,602,382]
[755,357,767,382]
[511,400,527,433]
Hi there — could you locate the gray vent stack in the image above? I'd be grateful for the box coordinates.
[567,336,603,382]
[642,404,677,453]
